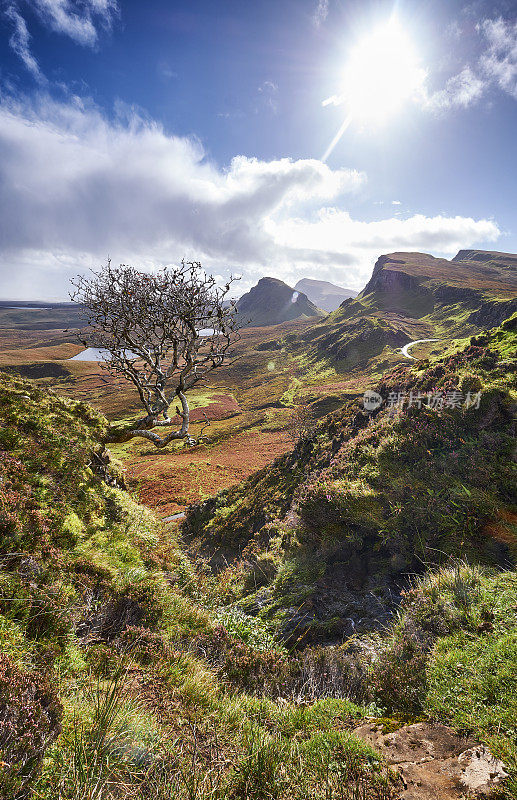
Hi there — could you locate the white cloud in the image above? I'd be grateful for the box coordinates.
[0,96,501,298]
[421,16,517,113]
[269,209,499,252]
[392,200,401,205]
[30,0,118,45]
[422,66,486,111]
[4,5,46,83]
[479,17,517,99]
[312,0,329,29]
[5,0,118,78]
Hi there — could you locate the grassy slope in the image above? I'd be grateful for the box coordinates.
[288,251,517,380]
[179,313,517,794]
[0,260,516,797]
[0,372,399,800]
[184,315,516,633]
[0,322,515,797]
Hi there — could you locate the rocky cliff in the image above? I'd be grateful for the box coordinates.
[335,249,517,334]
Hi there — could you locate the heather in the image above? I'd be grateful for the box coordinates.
[183,317,516,644]
[0,372,399,799]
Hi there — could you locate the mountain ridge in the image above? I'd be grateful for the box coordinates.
[294,278,357,312]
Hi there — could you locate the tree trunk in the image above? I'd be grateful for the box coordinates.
[105,390,191,447]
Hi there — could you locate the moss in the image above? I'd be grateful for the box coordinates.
[59,511,84,545]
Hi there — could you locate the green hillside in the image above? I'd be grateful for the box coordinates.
[267,250,517,396]
[183,313,517,641]
[332,250,517,334]
[0,303,516,799]
[0,373,400,799]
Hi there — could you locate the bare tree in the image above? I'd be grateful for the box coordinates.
[70,260,241,448]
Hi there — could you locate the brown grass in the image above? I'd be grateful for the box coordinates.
[115,428,291,516]
[377,252,517,293]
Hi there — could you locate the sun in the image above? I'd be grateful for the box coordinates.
[342,17,425,124]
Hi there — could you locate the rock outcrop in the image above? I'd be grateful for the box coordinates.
[341,250,517,331]
[236,277,322,327]
[354,722,508,799]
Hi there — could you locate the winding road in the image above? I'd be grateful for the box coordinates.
[400,338,441,359]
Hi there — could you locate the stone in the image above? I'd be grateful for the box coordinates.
[457,746,509,794]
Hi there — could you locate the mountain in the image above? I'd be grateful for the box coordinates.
[294,278,358,312]
[452,248,517,267]
[236,276,323,327]
[2,284,516,797]
[353,249,517,328]
[286,249,517,375]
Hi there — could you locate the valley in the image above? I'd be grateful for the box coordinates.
[1,249,515,517]
[0,249,516,800]
[3,2,517,796]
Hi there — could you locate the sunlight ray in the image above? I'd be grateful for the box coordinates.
[322,113,353,162]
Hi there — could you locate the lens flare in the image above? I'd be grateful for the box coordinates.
[322,17,425,159]
[343,17,425,123]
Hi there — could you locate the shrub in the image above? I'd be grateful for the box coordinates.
[119,626,167,665]
[213,608,278,652]
[290,642,372,703]
[193,626,290,693]
[370,635,430,715]
[459,373,483,393]
[297,730,394,800]
[228,727,289,800]
[0,654,62,798]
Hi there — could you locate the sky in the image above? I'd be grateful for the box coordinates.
[0,0,516,299]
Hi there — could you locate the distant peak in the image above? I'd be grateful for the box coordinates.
[236,276,321,326]
[256,276,292,288]
[294,277,358,311]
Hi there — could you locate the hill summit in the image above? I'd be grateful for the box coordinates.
[236,276,322,326]
[294,278,357,312]
[331,249,517,334]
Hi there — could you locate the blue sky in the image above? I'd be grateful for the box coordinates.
[0,0,516,299]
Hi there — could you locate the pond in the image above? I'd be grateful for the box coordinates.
[70,330,216,361]
[69,347,114,362]
[69,347,139,362]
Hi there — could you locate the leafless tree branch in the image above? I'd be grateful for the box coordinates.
[70,259,241,448]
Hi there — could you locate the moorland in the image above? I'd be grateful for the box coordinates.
[0,249,516,799]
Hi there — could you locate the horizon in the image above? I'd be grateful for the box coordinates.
[0,245,515,303]
[0,0,516,299]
